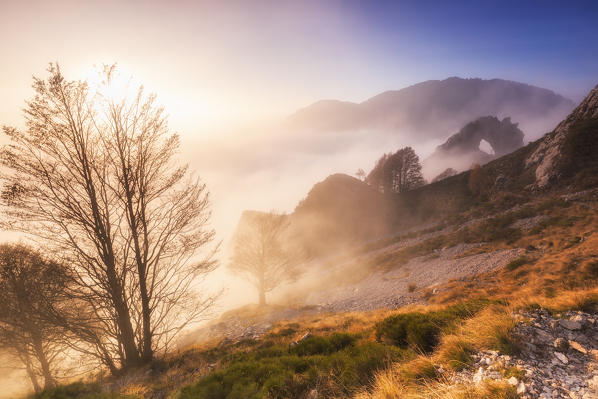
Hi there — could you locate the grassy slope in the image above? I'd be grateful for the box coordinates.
[32,113,598,398]
[33,188,598,399]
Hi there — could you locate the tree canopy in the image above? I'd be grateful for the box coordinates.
[366,147,425,194]
[229,211,303,306]
[1,64,217,372]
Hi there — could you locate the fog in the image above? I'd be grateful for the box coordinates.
[0,78,576,396]
[177,96,571,312]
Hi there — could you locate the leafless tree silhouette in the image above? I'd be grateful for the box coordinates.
[0,244,70,391]
[1,64,218,372]
[229,211,303,306]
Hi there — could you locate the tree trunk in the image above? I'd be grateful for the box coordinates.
[31,334,55,390]
[259,290,266,306]
[139,280,153,362]
[118,145,154,364]
[20,350,41,393]
[105,263,141,369]
[258,281,266,306]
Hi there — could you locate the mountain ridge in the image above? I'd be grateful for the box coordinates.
[287,77,575,141]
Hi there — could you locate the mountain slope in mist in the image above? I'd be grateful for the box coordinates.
[288,77,574,141]
[261,84,598,257]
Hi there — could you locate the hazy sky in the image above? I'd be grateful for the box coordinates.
[1,0,597,133]
[1,0,597,310]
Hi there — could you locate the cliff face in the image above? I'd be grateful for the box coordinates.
[525,84,598,188]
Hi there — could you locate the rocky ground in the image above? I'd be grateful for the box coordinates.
[451,309,598,399]
[303,244,525,312]
[189,243,525,344]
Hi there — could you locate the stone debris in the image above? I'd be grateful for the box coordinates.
[450,309,598,398]
[304,244,524,312]
[510,215,550,231]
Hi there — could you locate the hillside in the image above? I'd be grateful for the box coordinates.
[30,85,598,399]
[287,77,574,140]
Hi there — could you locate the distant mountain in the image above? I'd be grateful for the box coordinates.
[287,77,575,140]
[235,83,595,258]
[281,83,597,255]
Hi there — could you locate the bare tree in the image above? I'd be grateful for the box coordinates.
[0,244,70,391]
[355,168,366,181]
[0,64,217,372]
[229,211,302,306]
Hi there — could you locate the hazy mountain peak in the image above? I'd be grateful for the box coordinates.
[287,77,574,142]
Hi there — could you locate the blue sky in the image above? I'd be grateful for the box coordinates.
[339,0,598,101]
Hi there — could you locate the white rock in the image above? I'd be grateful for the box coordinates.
[555,352,569,364]
[508,376,518,386]
[517,381,526,394]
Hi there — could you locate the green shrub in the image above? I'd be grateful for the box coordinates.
[34,382,130,399]
[375,300,492,353]
[178,334,400,399]
[290,332,355,356]
[505,257,528,271]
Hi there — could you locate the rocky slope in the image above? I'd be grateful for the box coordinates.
[525,84,598,188]
[452,309,598,399]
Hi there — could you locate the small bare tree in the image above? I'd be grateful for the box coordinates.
[1,64,217,372]
[0,244,70,392]
[229,211,302,306]
[355,168,366,181]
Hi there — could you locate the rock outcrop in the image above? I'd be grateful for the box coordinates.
[525,84,598,188]
[291,174,396,256]
[424,116,524,178]
[452,309,598,399]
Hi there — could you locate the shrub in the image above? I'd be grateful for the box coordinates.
[505,257,528,271]
[375,312,440,352]
[375,300,492,353]
[34,382,129,399]
[437,337,474,371]
[290,332,355,356]
[583,260,598,278]
[396,357,438,383]
[179,335,400,399]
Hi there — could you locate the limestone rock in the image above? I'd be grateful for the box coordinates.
[560,319,582,330]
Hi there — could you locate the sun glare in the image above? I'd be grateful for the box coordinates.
[83,65,136,103]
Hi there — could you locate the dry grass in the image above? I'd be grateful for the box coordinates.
[68,195,595,399]
[356,374,518,399]
[357,197,598,399]
[357,303,518,399]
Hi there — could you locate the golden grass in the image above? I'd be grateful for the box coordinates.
[102,195,597,399]
[358,304,521,399]
[356,374,518,399]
